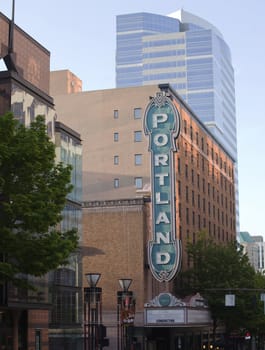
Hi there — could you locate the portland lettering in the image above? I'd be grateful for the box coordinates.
[144,92,182,282]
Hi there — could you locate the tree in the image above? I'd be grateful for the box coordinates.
[0,112,79,287]
[177,232,265,340]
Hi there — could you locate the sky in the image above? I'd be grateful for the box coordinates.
[1,0,265,236]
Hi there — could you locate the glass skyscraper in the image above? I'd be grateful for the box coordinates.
[116,9,239,231]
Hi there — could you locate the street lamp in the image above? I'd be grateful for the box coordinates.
[84,273,102,350]
[119,279,132,292]
[117,278,135,350]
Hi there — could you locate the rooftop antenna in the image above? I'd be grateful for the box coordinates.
[4,0,18,72]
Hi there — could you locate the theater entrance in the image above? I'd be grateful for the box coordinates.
[145,327,207,350]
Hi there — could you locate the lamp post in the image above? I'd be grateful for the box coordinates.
[84,273,102,350]
[117,279,135,350]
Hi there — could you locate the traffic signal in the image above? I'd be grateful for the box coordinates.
[98,324,106,338]
[245,331,251,340]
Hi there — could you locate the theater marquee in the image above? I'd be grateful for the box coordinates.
[144,91,182,282]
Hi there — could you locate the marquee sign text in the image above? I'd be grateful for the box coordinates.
[144,91,181,282]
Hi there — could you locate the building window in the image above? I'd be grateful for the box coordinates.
[197,174,200,189]
[190,126,193,140]
[203,198,206,212]
[35,330,41,350]
[135,177,143,189]
[114,155,119,165]
[134,108,142,119]
[201,137,204,152]
[135,154,142,165]
[114,132,119,142]
[185,186,189,202]
[47,121,53,138]
[185,164,188,179]
[114,178,119,188]
[114,110,119,119]
[178,181,181,196]
[184,120,187,134]
[178,158,181,173]
[186,208,189,224]
[134,131,142,142]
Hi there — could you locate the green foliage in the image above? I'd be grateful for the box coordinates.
[178,232,265,334]
[0,113,79,285]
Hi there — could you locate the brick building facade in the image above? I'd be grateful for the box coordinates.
[51,75,236,349]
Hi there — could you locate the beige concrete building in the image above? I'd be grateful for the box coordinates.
[50,69,82,96]
[51,71,159,201]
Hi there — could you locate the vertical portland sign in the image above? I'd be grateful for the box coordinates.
[144,91,182,282]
